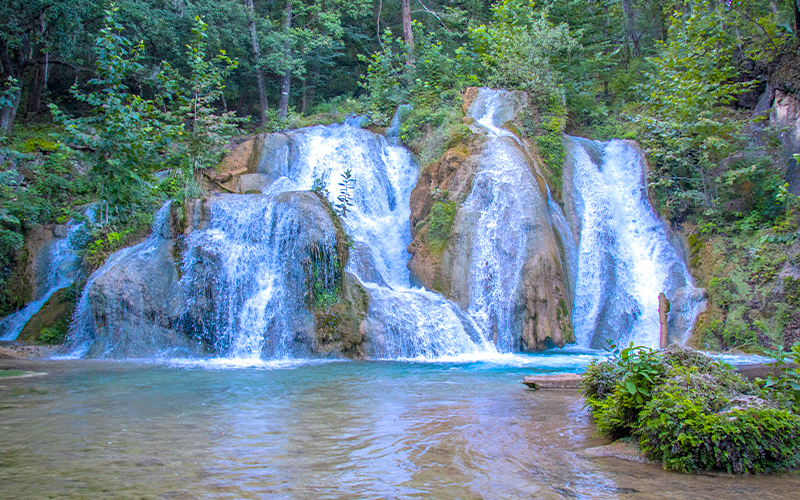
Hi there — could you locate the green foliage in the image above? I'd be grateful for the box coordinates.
[160,16,244,179]
[82,210,154,271]
[756,343,800,413]
[693,229,800,352]
[427,201,456,252]
[311,178,330,199]
[38,319,69,344]
[583,342,666,438]
[638,367,800,474]
[49,8,180,218]
[468,1,576,95]
[335,169,355,218]
[584,343,800,473]
[634,1,791,224]
[0,76,20,111]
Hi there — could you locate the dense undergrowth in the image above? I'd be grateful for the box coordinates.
[582,343,800,473]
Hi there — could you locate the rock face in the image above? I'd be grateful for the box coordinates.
[770,89,800,195]
[407,88,574,351]
[71,192,368,358]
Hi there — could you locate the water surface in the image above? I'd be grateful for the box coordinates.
[0,356,797,499]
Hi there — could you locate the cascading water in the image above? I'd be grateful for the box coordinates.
[464,89,572,351]
[65,202,194,357]
[178,123,494,360]
[0,221,83,341]
[564,136,705,349]
[65,89,704,359]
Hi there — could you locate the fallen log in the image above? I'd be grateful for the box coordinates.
[523,373,582,390]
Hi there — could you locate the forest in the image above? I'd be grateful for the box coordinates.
[2,0,800,348]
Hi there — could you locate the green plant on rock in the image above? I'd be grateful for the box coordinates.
[638,367,800,474]
[582,341,666,439]
[335,169,355,218]
[756,342,800,413]
[427,201,456,252]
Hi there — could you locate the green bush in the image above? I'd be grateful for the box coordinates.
[582,342,666,439]
[639,368,800,474]
[582,344,799,473]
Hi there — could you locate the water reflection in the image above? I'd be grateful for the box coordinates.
[0,358,797,499]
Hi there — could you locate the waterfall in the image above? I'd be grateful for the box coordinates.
[65,202,177,357]
[564,136,705,349]
[464,89,571,351]
[179,124,494,359]
[0,221,83,341]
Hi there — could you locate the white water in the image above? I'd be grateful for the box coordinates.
[566,136,704,348]
[0,221,83,341]
[64,203,173,357]
[464,89,569,351]
[180,123,495,360]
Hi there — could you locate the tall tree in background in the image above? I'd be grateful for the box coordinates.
[402,0,414,64]
[0,1,97,135]
[243,0,268,126]
[279,0,293,120]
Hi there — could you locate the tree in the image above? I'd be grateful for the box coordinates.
[279,1,293,120]
[402,0,414,63]
[243,0,269,126]
[0,0,99,135]
[636,1,756,217]
[49,8,179,222]
[160,16,243,176]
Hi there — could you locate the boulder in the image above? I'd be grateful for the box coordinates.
[85,236,204,358]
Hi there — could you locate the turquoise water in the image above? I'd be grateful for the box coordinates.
[0,355,796,499]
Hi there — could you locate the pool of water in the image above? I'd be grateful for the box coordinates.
[0,355,797,499]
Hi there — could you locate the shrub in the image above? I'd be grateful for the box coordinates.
[582,344,799,473]
[638,368,800,474]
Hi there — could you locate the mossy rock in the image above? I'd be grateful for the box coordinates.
[313,273,369,357]
[17,287,76,344]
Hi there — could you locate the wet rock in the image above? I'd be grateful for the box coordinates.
[237,173,269,193]
[85,237,203,358]
[407,89,574,351]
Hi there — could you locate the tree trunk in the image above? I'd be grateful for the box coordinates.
[243,0,268,127]
[0,38,24,137]
[279,0,293,120]
[0,87,21,137]
[621,0,641,57]
[401,0,414,65]
[25,60,46,123]
[795,0,800,38]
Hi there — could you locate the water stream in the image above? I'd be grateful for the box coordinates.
[0,221,83,341]
[564,137,705,348]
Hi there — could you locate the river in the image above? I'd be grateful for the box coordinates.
[1,355,797,499]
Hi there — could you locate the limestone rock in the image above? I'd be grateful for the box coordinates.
[406,89,574,351]
[85,237,204,358]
